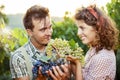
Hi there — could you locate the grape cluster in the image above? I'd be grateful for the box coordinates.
[46,38,84,61]
[32,57,65,80]
[32,38,84,79]
[46,38,72,57]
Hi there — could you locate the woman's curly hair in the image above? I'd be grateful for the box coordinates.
[74,5,119,52]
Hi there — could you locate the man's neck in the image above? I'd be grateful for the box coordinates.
[30,40,46,52]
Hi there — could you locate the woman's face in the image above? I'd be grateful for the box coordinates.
[76,20,97,45]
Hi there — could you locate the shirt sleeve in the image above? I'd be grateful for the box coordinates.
[84,54,113,80]
[10,51,28,78]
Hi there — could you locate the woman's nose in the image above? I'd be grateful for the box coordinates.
[77,29,82,36]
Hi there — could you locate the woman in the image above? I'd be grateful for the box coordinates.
[67,5,119,80]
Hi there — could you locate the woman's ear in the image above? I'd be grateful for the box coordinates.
[26,29,33,37]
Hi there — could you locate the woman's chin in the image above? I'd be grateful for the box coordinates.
[82,41,89,45]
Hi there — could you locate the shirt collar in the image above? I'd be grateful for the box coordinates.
[28,39,47,58]
[28,40,40,54]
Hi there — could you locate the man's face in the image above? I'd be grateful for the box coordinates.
[27,16,53,47]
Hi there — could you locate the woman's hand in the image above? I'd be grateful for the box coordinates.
[66,55,83,80]
[66,55,80,65]
[47,63,71,80]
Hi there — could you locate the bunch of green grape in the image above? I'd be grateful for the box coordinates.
[46,38,84,65]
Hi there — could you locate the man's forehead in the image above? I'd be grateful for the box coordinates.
[32,16,51,28]
[32,16,50,22]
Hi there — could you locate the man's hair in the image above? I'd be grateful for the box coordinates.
[23,5,49,30]
[74,5,119,52]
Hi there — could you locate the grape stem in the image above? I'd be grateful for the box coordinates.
[51,45,60,59]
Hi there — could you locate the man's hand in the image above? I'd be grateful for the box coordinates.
[47,63,70,80]
[14,76,29,80]
[36,66,47,80]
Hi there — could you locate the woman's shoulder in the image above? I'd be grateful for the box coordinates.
[94,49,115,61]
[98,49,115,56]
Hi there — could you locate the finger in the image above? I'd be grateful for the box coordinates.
[48,70,58,80]
[61,64,69,73]
[38,66,47,79]
[55,66,64,77]
[67,55,79,63]
[52,66,60,78]
[66,55,74,61]
[38,66,42,74]
[67,55,76,60]
[64,63,69,67]
[60,64,71,79]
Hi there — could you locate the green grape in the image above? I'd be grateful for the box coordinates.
[46,38,85,65]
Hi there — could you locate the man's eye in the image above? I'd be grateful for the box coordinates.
[40,28,46,32]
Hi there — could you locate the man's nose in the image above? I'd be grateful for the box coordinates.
[46,28,52,35]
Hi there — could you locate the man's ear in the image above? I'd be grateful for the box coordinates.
[26,29,33,37]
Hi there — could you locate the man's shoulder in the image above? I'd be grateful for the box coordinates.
[11,42,28,55]
[10,45,27,59]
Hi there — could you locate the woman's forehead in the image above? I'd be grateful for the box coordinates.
[76,20,94,29]
[75,20,84,26]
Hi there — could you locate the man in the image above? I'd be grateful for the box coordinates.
[10,5,69,80]
[10,4,52,80]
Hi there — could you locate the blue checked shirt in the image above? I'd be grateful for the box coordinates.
[10,40,52,79]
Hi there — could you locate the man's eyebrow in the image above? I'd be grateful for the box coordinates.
[39,27,47,30]
[39,23,52,30]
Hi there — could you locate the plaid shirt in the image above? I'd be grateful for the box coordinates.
[83,48,116,80]
[10,40,49,79]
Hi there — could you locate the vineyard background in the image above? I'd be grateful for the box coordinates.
[0,0,120,79]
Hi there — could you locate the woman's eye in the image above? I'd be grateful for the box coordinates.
[79,26,84,30]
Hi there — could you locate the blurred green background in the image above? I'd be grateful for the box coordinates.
[0,0,120,80]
